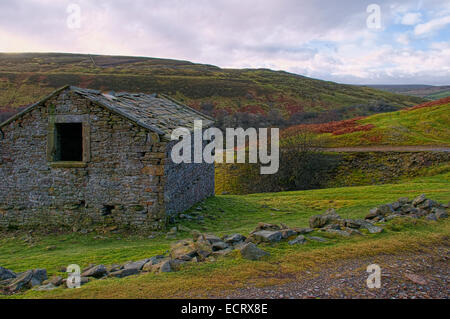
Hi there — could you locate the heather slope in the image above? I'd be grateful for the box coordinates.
[0,53,423,126]
[283,97,450,147]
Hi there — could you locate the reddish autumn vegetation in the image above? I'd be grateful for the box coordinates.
[283,117,375,137]
[407,96,450,111]
[239,104,266,115]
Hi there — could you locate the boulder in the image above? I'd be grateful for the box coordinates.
[7,271,33,292]
[425,213,437,221]
[142,257,166,272]
[281,229,297,239]
[7,269,47,292]
[123,259,151,271]
[170,239,197,261]
[412,194,427,207]
[34,283,57,291]
[108,268,140,278]
[292,227,314,234]
[250,230,283,243]
[204,234,222,244]
[432,208,448,219]
[239,243,270,260]
[0,266,16,281]
[81,264,107,278]
[194,236,213,260]
[397,197,410,204]
[211,241,229,251]
[309,208,341,228]
[288,235,306,245]
[212,248,234,257]
[108,264,123,273]
[307,236,328,242]
[365,208,381,220]
[29,269,47,287]
[146,258,173,273]
[344,219,361,229]
[325,229,351,237]
[223,234,246,244]
[355,220,383,234]
[50,276,63,286]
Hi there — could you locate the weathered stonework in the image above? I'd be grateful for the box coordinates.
[0,87,215,230]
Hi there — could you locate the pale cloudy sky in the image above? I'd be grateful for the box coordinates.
[1,0,449,85]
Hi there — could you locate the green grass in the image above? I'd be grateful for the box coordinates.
[1,171,449,298]
[312,102,450,147]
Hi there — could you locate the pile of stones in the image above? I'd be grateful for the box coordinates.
[365,194,448,222]
[309,208,383,236]
[0,267,48,293]
[307,194,448,237]
[1,194,447,294]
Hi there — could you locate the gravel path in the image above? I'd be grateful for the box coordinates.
[222,246,450,299]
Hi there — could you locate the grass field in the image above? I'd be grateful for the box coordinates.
[283,98,450,147]
[1,171,449,299]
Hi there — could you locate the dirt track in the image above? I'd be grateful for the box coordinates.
[323,146,450,152]
[220,246,450,299]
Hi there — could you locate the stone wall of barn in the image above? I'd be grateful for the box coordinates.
[0,89,168,230]
[164,138,215,216]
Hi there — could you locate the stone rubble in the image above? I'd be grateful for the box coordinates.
[1,194,447,295]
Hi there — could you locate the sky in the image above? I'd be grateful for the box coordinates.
[1,0,449,85]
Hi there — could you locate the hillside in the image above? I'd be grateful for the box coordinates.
[282,97,450,147]
[0,53,424,128]
[365,84,450,100]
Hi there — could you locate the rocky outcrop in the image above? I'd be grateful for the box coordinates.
[365,194,448,222]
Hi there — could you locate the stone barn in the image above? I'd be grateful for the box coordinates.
[0,86,215,230]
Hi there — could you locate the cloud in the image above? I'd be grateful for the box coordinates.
[414,15,450,35]
[0,0,449,85]
[401,12,422,25]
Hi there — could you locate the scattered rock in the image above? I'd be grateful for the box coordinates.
[170,239,197,261]
[309,208,341,228]
[289,235,306,245]
[281,229,297,239]
[204,234,222,244]
[239,243,270,260]
[250,230,283,243]
[81,264,107,278]
[307,236,328,242]
[108,264,123,273]
[212,241,229,251]
[324,229,351,237]
[108,268,140,278]
[123,259,150,271]
[426,213,437,221]
[0,266,16,281]
[356,220,383,234]
[412,194,427,206]
[212,248,234,257]
[34,283,57,291]
[223,233,246,244]
[292,227,314,234]
[7,269,47,292]
[432,208,448,219]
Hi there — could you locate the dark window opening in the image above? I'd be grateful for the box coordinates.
[55,123,83,161]
[102,205,115,216]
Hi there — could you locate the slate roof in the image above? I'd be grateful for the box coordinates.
[0,86,215,140]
